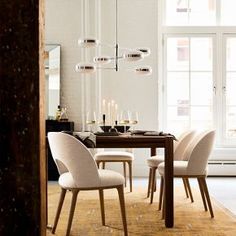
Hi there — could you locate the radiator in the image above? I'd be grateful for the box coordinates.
[208,160,236,176]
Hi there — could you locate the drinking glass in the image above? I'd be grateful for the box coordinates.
[86,111,96,132]
[130,111,139,130]
[119,110,130,133]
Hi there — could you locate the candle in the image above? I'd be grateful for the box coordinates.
[102,99,106,115]
[115,104,118,124]
[111,100,115,125]
[107,102,111,125]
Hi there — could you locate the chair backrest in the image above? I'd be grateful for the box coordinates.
[174,130,196,160]
[184,130,215,175]
[48,132,100,188]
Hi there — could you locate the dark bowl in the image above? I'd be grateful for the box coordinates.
[114,125,130,133]
[100,126,112,132]
[100,125,130,133]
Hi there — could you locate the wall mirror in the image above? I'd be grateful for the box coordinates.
[44,44,61,119]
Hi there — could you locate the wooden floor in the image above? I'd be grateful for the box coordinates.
[47,183,236,236]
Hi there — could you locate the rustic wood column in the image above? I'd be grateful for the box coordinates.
[0,1,46,235]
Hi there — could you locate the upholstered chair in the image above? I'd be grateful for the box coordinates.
[158,130,216,218]
[94,148,134,192]
[48,132,128,236]
[146,130,196,204]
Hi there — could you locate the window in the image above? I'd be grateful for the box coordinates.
[160,0,236,147]
[164,36,214,134]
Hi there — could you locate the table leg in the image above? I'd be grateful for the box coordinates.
[164,137,174,227]
[151,147,156,156]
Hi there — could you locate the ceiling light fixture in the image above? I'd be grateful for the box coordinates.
[75,0,152,76]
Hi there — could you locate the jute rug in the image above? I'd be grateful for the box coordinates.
[47,183,236,236]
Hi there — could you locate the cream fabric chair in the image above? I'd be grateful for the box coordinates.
[146,130,196,204]
[94,148,134,192]
[48,132,128,236]
[158,130,216,218]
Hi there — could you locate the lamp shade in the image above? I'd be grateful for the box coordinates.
[136,47,151,57]
[123,51,144,61]
[75,63,96,73]
[93,56,112,64]
[135,66,152,75]
[78,38,99,48]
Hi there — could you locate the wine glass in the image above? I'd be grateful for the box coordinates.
[130,111,139,130]
[119,110,130,133]
[86,111,96,132]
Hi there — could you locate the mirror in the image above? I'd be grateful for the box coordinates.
[44,44,61,119]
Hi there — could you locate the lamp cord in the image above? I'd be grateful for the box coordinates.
[115,0,118,71]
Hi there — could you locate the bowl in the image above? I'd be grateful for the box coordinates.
[100,126,112,132]
[114,125,130,133]
[99,125,130,133]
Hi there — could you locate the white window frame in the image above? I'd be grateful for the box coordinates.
[157,0,236,148]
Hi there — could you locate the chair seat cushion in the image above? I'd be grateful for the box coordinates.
[94,151,134,161]
[158,161,188,176]
[59,172,77,189]
[58,169,125,189]
[99,169,125,187]
[147,155,164,167]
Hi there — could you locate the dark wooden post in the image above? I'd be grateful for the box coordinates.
[0,1,46,235]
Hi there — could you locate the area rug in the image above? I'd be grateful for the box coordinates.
[47,184,236,236]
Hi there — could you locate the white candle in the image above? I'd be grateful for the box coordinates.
[111,100,115,125]
[102,99,106,114]
[115,104,118,124]
[107,102,111,125]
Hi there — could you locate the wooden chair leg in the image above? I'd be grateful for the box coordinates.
[147,168,152,198]
[158,176,164,211]
[161,180,165,220]
[117,185,128,236]
[123,162,127,187]
[102,162,106,169]
[99,189,105,226]
[200,177,214,218]
[96,161,100,169]
[66,189,79,236]
[185,178,194,203]
[154,176,157,192]
[51,188,67,234]
[150,168,156,204]
[128,161,133,192]
[182,178,189,198]
[197,177,208,211]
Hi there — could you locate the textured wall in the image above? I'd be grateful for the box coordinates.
[0,0,45,235]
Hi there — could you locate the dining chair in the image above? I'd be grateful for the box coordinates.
[158,130,216,218]
[94,148,134,192]
[146,130,196,205]
[48,132,128,236]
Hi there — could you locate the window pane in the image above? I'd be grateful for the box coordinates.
[166,0,189,26]
[191,38,213,71]
[226,73,236,106]
[167,72,189,105]
[221,0,236,26]
[167,38,189,71]
[167,107,190,133]
[191,73,213,105]
[226,38,236,71]
[191,106,213,129]
[189,0,216,25]
[166,0,216,26]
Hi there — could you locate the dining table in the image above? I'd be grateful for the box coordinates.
[95,133,174,228]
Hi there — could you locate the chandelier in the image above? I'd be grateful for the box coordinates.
[75,0,152,76]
